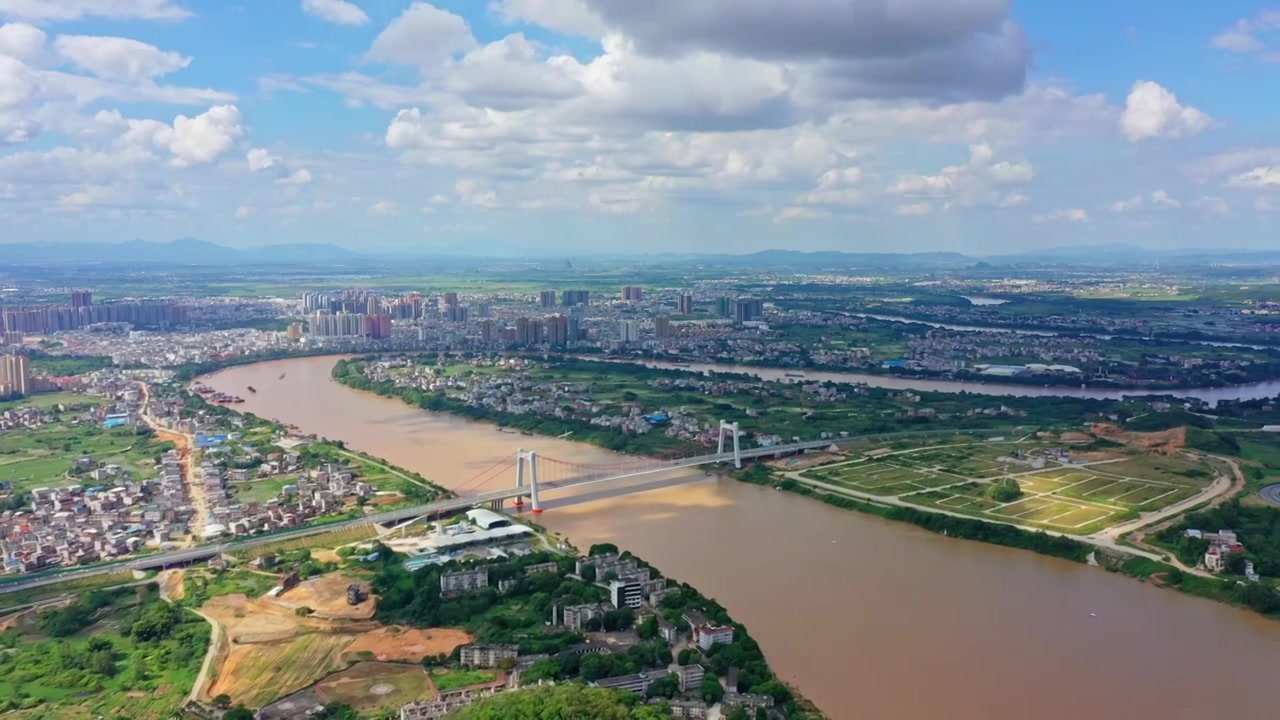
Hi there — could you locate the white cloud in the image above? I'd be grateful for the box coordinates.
[1150,189,1180,208]
[364,2,476,68]
[1193,196,1230,217]
[429,193,451,205]
[895,202,932,216]
[998,191,1028,207]
[1111,194,1143,213]
[246,148,280,172]
[370,199,400,215]
[54,35,190,81]
[1034,207,1089,223]
[887,143,1032,208]
[277,168,313,186]
[1229,166,1280,189]
[57,184,114,210]
[1211,11,1280,60]
[1119,81,1211,142]
[0,21,46,62]
[235,204,253,218]
[494,0,607,38]
[167,105,245,166]
[455,178,500,208]
[0,0,191,22]
[773,206,828,222]
[1257,197,1280,213]
[301,0,369,25]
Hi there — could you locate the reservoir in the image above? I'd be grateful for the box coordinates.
[206,356,1280,720]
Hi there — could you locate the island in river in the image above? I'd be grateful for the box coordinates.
[202,355,1280,720]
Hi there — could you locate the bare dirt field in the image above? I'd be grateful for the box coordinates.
[343,626,473,663]
[310,548,343,564]
[200,592,467,708]
[1091,424,1186,454]
[272,573,376,620]
[160,569,186,601]
[1060,431,1094,442]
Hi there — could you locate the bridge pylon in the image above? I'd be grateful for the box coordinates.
[515,449,543,514]
[717,420,742,469]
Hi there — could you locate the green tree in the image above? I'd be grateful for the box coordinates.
[700,673,725,704]
[636,616,658,640]
[224,707,254,720]
[213,694,233,709]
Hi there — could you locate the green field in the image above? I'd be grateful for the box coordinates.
[229,477,291,505]
[801,442,1215,534]
[0,392,110,412]
[0,423,176,494]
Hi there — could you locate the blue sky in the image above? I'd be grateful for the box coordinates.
[0,0,1277,255]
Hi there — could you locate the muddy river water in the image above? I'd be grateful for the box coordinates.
[205,356,1280,720]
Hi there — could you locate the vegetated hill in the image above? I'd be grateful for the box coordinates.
[3,238,363,266]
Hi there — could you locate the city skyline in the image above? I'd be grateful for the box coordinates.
[0,1,1278,254]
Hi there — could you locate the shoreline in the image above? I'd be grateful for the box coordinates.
[325,357,1280,623]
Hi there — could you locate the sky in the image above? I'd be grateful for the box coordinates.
[0,0,1278,256]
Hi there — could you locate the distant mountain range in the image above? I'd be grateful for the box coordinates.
[5,239,1280,268]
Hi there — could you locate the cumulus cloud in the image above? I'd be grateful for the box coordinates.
[0,0,190,22]
[1229,166,1280,189]
[370,199,400,215]
[886,142,1032,208]
[504,0,1031,104]
[246,148,280,172]
[1150,189,1180,208]
[301,0,369,25]
[1211,11,1280,61]
[895,202,932,216]
[1034,207,1089,223]
[1111,195,1143,213]
[364,2,476,67]
[54,35,190,81]
[1119,81,1211,142]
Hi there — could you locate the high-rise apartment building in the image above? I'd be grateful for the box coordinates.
[515,317,545,346]
[0,353,31,397]
[545,314,569,347]
[622,286,643,302]
[654,316,673,340]
[479,319,494,343]
[442,292,460,308]
[539,290,558,309]
[678,293,694,315]
[70,291,93,308]
[562,290,591,307]
[732,299,764,324]
[619,319,640,343]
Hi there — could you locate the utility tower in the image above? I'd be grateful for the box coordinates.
[514,448,543,514]
[716,420,742,469]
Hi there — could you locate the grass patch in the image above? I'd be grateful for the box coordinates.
[429,667,498,693]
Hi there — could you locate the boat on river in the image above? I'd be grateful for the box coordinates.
[247,386,257,393]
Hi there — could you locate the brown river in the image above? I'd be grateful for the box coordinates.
[206,356,1280,720]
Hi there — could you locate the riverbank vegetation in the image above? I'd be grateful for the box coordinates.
[332,355,1132,460]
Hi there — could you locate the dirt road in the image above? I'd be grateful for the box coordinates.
[138,382,211,539]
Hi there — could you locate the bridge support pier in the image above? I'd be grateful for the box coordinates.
[717,420,742,469]
[515,449,543,514]
[513,448,525,508]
